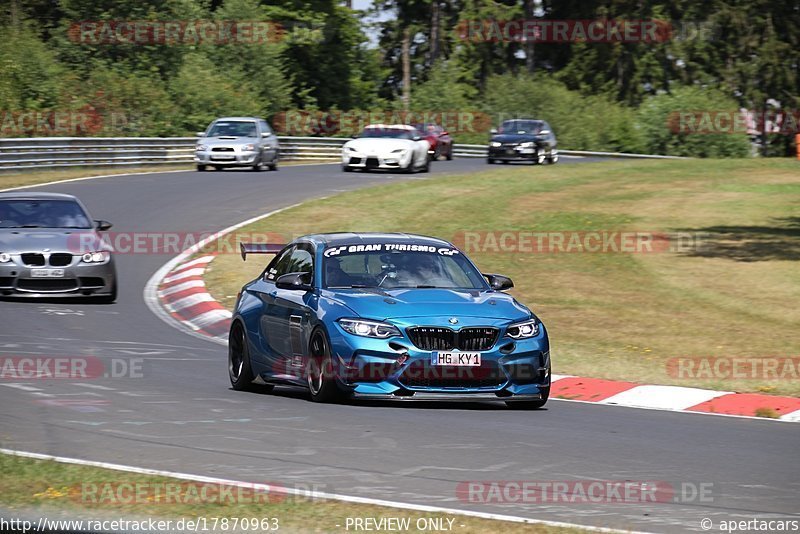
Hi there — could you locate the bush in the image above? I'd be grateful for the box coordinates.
[483,74,646,152]
[636,87,751,157]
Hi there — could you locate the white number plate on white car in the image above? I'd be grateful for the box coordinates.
[431,351,481,366]
[31,268,64,278]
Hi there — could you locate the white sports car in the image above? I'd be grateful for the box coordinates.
[342,125,430,173]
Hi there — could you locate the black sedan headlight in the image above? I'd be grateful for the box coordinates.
[338,318,400,339]
[505,318,539,339]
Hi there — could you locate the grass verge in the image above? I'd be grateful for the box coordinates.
[0,165,192,190]
[0,453,585,533]
[0,160,337,190]
[202,158,800,396]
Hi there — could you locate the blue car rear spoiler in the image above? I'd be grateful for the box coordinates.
[240,242,286,261]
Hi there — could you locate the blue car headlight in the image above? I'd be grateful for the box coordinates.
[505,318,539,339]
[338,318,401,339]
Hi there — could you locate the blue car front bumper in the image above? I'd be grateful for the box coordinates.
[327,318,550,401]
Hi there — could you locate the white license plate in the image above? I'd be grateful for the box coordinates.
[431,351,481,366]
[31,268,64,278]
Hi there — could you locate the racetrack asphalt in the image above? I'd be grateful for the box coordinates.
[1,157,798,533]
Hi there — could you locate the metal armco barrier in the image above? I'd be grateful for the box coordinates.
[0,136,687,172]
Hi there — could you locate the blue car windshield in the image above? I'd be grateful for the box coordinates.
[0,199,92,229]
[324,246,487,289]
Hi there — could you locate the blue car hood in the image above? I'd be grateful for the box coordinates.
[327,288,530,321]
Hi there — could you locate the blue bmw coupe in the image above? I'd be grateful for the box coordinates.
[229,233,551,408]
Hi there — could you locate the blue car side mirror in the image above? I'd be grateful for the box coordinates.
[276,272,312,291]
[484,273,514,291]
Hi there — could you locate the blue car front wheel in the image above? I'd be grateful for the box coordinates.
[307,329,343,403]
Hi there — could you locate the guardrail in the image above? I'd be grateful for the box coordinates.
[0,136,686,172]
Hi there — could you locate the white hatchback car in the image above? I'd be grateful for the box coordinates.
[342,124,430,173]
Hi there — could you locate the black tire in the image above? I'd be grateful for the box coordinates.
[196,164,207,172]
[487,158,495,164]
[446,146,453,160]
[306,329,342,403]
[97,281,117,304]
[229,321,274,393]
[401,158,415,174]
[421,155,430,173]
[547,150,559,164]
[213,165,223,171]
[505,387,549,410]
[342,164,353,172]
[251,154,266,172]
[268,152,279,171]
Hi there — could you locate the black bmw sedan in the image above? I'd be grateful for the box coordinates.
[487,119,558,165]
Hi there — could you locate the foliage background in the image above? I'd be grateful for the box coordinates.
[0,0,795,156]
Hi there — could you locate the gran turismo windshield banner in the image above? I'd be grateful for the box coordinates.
[323,243,460,257]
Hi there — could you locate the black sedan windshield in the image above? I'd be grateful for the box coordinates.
[499,120,543,134]
[0,199,92,229]
[324,245,487,289]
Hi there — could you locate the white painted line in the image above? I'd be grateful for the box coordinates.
[187,309,232,330]
[551,397,798,424]
[165,292,216,313]
[73,383,115,391]
[599,385,731,411]
[0,448,653,534]
[1,161,339,194]
[162,267,206,284]
[158,279,206,297]
[780,409,800,422]
[0,169,192,193]
[1,383,43,392]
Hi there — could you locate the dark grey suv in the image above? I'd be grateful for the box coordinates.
[195,117,280,172]
[487,119,558,165]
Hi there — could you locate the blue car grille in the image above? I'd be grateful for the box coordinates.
[399,360,506,389]
[406,327,499,351]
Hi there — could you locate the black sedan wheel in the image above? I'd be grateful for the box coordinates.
[307,329,342,403]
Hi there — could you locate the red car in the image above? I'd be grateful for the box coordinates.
[412,123,454,160]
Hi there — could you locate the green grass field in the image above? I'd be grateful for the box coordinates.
[203,158,800,396]
[0,453,584,533]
